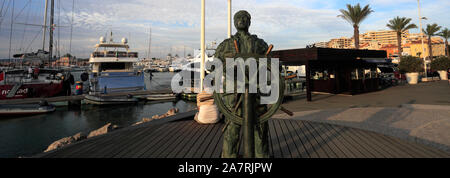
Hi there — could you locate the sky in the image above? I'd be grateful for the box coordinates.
[0,0,449,59]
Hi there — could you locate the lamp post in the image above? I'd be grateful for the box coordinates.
[200,0,205,92]
[228,0,232,38]
[417,0,427,78]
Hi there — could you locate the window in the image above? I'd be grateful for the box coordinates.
[311,69,332,80]
[100,62,126,71]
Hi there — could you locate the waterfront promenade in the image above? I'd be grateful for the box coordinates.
[35,81,450,158]
[36,110,449,158]
[275,81,450,152]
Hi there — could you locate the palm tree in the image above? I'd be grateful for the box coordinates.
[338,3,374,49]
[437,28,450,58]
[386,17,417,59]
[423,23,442,60]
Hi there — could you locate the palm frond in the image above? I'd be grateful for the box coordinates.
[386,16,417,32]
[424,23,442,37]
[438,28,450,39]
[338,3,373,26]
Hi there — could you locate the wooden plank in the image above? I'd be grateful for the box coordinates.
[109,111,196,157]
[202,123,224,158]
[112,122,178,158]
[303,122,338,158]
[327,125,368,158]
[97,125,163,158]
[278,120,301,158]
[84,127,155,158]
[297,121,329,158]
[171,122,209,158]
[114,120,185,158]
[340,127,380,158]
[268,119,282,158]
[312,123,348,158]
[321,124,358,158]
[282,120,309,158]
[350,129,400,158]
[367,131,414,158]
[58,128,136,158]
[142,120,196,158]
[193,123,222,158]
[267,123,274,157]
[292,120,320,158]
[273,119,292,158]
[88,124,164,158]
[184,124,215,158]
[345,128,388,158]
[211,131,224,158]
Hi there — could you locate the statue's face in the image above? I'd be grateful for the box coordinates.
[234,14,250,31]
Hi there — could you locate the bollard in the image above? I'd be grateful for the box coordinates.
[75,81,83,95]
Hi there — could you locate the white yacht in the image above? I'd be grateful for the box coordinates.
[88,36,145,94]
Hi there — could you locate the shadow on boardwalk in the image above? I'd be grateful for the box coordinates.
[35,110,450,158]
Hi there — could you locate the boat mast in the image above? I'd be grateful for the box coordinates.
[147,27,151,59]
[48,0,54,65]
[69,0,74,55]
[57,0,60,59]
[8,0,14,63]
[42,0,48,51]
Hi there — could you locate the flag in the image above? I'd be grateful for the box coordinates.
[0,72,4,82]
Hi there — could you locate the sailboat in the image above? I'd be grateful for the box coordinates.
[12,0,52,65]
[0,0,70,100]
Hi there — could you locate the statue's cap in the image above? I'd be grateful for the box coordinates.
[234,10,251,21]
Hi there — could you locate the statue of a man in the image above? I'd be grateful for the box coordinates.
[215,10,270,158]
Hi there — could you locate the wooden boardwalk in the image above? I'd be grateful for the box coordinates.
[36,111,450,158]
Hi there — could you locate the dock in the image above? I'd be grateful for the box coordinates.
[35,110,450,158]
[0,89,173,105]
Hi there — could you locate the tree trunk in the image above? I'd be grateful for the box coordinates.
[445,39,449,58]
[428,36,433,60]
[354,25,359,49]
[397,31,402,59]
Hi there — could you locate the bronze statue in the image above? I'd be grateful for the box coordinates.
[214,10,271,158]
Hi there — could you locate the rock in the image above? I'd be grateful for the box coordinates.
[167,108,179,116]
[87,123,119,138]
[72,132,87,141]
[44,132,86,152]
[132,108,180,126]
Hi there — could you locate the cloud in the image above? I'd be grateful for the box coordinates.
[1,0,449,59]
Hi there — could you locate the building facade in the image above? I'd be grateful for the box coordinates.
[314,41,329,48]
[410,41,446,58]
[327,37,353,49]
[359,30,409,46]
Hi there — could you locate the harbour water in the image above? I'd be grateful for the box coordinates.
[0,72,196,158]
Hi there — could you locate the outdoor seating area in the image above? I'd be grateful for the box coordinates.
[272,48,389,100]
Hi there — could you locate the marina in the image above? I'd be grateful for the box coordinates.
[35,112,450,158]
[0,71,196,158]
[32,80,450,158]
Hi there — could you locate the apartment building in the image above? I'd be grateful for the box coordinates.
[409,40,446,58]
[313,41,329,48]
[359,30,410,46]
[327,37,353,49]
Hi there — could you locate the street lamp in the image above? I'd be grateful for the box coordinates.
[417,0,427,79]
[228,0,232,38]
[200,0,233,91]
[200,0,205,92]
